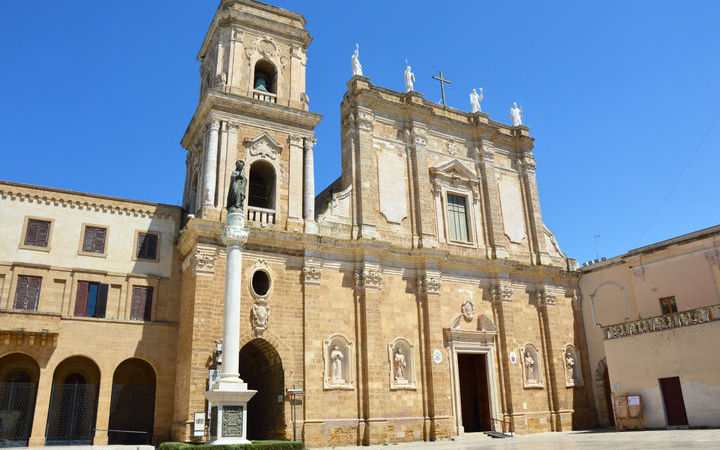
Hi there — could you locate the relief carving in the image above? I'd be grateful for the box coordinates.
[417,274,441,295]
[354,268,382,290]
[192,251,217,273]
[302,264,322,284]
[251,299,270,336]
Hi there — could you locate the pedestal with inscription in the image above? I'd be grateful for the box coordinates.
[204,212,256,444]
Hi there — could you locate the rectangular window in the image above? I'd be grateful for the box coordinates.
[130,285,153,321]
[14,275,41,310]
[74,281,108,318]
[24,219,51,248]
[659,296,678,315]
[136,232,158,260]
[447,194,470,242]
[82,226,107,254]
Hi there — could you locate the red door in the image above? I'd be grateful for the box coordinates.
[659,377,688,426]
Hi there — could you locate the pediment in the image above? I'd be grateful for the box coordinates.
[430,159,478,183]
[243,132,283,160]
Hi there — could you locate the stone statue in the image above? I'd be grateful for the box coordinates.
[404,65,415,92]
[469,88,483,113]
[510,102,523,126]
[226,160,247,213]
[351,43,363,77]
[394,348,407,382]
[330,345,344,383]
[524,350,537,382]
[566,351,576,381]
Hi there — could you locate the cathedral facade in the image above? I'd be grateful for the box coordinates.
[0,0,595,447]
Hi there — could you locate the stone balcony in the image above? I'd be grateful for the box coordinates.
[602,303,720,340]
[252,90,277,103]
[246,206,275,225]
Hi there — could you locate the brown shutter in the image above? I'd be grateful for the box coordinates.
[75,281,89,316]
[25,219,51,247]
[131,286,145,320]
[95,283,108,318]
[82,227,107,254]
[143,286,154,321]
[14,276,41,310]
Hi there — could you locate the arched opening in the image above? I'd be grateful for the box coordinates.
[0,353,40,446]
[238,339,285,440]
[248,161,276,210]
[253,60,277,94]
[108,359,156,445]
[46,356,100,445]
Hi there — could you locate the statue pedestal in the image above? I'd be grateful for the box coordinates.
[204,379,256,444]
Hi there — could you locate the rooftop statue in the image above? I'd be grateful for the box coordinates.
[404,65,415,92]
[226,160,247,214]
[511,102,523,126]
[470,87,483,113]
[351,43,363,77]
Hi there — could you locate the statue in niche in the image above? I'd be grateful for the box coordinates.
[351,43,363,77]
[226,160,247,213]
[394,348,407,383]
[524,349,538,383]
[330,345,345,383]
[566,350,577,382]
[469,87,483,113]
[404,64,415,92]
[510,102,523,126]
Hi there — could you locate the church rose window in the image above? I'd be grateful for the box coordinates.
[130,286,154,321]
[23,218,51,248]
[81,226,107,254]
[447,194,470,242]
[14,275,41,311]
[136,232,159,260]
[74,281,109,318]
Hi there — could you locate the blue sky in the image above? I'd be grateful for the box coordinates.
[1,1,718,264]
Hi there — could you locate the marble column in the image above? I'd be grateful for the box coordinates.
[203,120,220,209]
[204,211,256,444]
[303,138,318,234]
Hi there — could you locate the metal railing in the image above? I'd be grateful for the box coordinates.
[490,417,514,436]
[602,304,720,340]
[252,90,277,103]
[94,428,150,445]
[247,206,276,225]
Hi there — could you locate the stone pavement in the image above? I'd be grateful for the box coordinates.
[312,429,720,449]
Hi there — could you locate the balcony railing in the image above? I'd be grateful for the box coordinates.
[602,304,720,340]
[247,206,275,225]
[252,90,277,103]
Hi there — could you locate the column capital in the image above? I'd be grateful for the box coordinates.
[417,273,441,296]
[706,250,720,265]
[534,286,556,307]
[303,137,316,152]
[354,267,382,290]
[516,153,536,172]
[207,119,221,132]
[302,264,322,285]
[490,279,513,303]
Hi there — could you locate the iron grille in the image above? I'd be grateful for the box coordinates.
[45,383,98,444]
[0,382,36,446]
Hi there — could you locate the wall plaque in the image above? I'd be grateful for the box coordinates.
[222,405,244,438]
[432,349,442,364]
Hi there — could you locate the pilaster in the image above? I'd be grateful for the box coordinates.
[517,153,551,265]
[416,268,442,439]
[489,275,519,431]
[287,135,304,231]
[407,122,437,248]
[353,108,378,239]
[534,286,560,430]
[476,141,509,259]
[303,138,318,234]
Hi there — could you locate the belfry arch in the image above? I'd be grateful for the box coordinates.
[238,338,285,440]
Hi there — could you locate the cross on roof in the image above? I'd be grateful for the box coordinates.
[432,69,452,107]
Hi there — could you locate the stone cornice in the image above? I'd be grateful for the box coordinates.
[0,181,181,221]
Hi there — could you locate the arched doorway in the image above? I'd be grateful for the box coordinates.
[108,359,156,444]
[45,356,100,445]
[0,353,39,446]
[238,339,285,440]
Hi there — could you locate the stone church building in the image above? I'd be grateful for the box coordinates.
[0,0,596,447]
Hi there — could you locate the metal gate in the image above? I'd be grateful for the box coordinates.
[108,384,155,444]
[0,382,37,447]
[45,383,98,445]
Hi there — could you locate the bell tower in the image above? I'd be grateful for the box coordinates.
[181,0,322,233]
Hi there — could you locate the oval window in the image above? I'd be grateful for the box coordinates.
[251,270,271,297]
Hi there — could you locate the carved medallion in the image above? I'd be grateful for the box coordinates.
[251,300,270,336]
[461,300,475,322]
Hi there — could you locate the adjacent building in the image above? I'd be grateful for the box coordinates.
[579,225,720,429]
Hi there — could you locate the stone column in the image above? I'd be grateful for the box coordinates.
[204,211,256,444]
[203,120,220,210]
[303,138,318,234]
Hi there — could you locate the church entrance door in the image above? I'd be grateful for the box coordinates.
[238,339,285,440]
[457,353,491,432]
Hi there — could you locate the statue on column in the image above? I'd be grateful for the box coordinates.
[351,43,363,77]
[404,64,415,92]
[510,102,523,126]
[226,160,247,213]
[469,87,483,113]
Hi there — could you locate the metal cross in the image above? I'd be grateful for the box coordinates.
[432,69,452,106]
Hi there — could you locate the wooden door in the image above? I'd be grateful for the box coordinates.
[659,377,688,426]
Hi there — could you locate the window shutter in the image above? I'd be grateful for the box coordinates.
[447,195,469,242]
[14,276,41,310]
[82,227,107,254]
[137,233,158,260]
[25,219,51,247]
[75,281,90,316]
[143,286,154,321]
[95,283,108,318]
[131,286,144,320]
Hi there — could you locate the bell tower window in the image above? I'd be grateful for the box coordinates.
[253,60,277,94]
[248,160,276,210]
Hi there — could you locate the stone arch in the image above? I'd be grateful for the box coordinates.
[248,160,276,210]
[0,353,40,445]
[46,356,101,444]
[590,281,631,326]
[238,338,285,440]
[108,358,156,444]
[253,59,278,94]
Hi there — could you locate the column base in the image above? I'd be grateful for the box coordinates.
[204,378,256,445]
